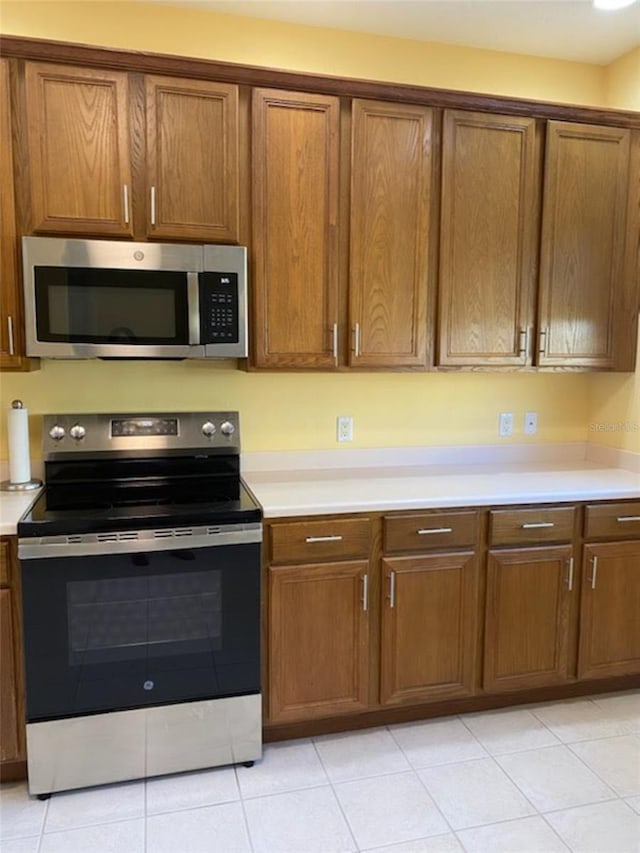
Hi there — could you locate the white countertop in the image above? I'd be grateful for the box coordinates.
[244,461,640,518]
[0,488,43,536]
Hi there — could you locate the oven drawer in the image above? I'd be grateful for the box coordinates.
[270,518,372,564]
[585,502,640,540]
[490,506,575,545]
[384,511,477,553]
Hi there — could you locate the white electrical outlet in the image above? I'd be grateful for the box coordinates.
[337,416,353,442]
[499,412,514,438]
[524,411,538,435]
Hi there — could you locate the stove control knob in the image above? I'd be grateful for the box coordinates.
[69,424,86,441]
[201,421,216,437]
[48,424,66,441]
[220,420,235,437]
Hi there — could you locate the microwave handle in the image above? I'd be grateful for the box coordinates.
[187,273,201,345]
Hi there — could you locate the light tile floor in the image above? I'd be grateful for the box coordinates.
[1,690,639,853]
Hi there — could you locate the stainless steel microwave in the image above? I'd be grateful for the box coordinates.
[22,236,248,359]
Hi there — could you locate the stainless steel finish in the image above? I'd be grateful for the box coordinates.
[26,694,262,795]
[521,521,555,529]
[150,185,157,226]
[332,322,338,362]
[388,570,396,608]
[220,420,235,436]
[305,535,342,543]
[617,516,640,522]
[123,184,130,224]
[417,527,453,535]
[518,327,528,358]
[539,327,548,356]
[201,420,216,436]
[22,237,248,359]
[566,556,574,591]
[353,323,361,358]
[42,411,241,457]
[7,315,14,355]
[19,522,262,560]
[589,554,598,589]
[361,573,368,612]
[69,424,86,441]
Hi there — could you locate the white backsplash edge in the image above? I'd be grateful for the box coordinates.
[585,443,640,473]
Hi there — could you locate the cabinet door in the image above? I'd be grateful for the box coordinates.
[24,62,132,236]
[349,100,433,368]
[538,121,631,367]
[380,552,479,705]
[578,541,640,679]
[268,561,369,723]
[484,546,573,691]
[252,89,340,368]
[438,111,539,366]
[0,588,20,763]
[145,76,238,242]
[0,59,26,370]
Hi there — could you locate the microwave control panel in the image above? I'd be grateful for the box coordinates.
[199,272,239,344]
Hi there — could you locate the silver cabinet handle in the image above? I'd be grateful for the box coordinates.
[521,522,554,529]
[361,573,368,612]
[417,527,453,535]
[6,315,14,355]
[150,186,157,226]
[617,516,640,523]
[332,323,338,362]
[539,327,548,356]
[589,555,598,589]
[353,322,360,358]
[305,535,342,543]
[388,570,396,608]
[519,328,529,357]
[566,556,574,591]
[123,184,130,224]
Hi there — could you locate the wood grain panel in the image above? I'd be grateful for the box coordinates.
[490,507,575,545]
[145,75,238,242]
[24,62,132,235]
[0,540,9,587]
[484,546,573,691]
[349,100,432,367]
[270,517,372,565]
[585,502,640,540]
[252,89,339,368]
[578,542,640,679]
[0,589,20,762]
[268,561,370,722]
[538,121,631,367]
[380,552,479,705]
[384,511,478,553]
[438,111,539,366]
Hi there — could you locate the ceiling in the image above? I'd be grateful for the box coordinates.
[148,0,640,65]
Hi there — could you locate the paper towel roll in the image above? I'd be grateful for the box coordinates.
[8,401,31,484]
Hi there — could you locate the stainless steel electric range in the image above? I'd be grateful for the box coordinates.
[17,411,262,797]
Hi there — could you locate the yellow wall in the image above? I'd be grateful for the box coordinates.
[0,1,630,455]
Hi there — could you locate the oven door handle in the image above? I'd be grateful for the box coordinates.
[19,524,262,560]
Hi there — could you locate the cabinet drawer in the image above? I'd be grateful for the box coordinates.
[0,540,9,587]
[490,507,575,545]
[585,502,640,540]
[270,518,372,564]
[384,511,477,553]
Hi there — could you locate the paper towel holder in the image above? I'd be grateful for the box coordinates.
[1,400,43,492]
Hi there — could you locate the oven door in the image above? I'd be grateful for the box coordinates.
[19,526,261,722]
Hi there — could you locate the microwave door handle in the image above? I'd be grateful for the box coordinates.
[187,272,201,345]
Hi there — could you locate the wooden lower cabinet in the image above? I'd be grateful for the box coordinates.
[578,541,640,679]
[0,538,25,769]
[484,545,573,691]
[268,560,370,723]
[380,552,479,705]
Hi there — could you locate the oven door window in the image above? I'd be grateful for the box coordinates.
[21,543,260,722]
[34,267,189,345]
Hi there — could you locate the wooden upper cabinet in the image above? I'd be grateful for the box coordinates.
[145,76,238,242]
[438,111,540,366]
[24,62,133,236]
[349,100,433,368]
[252,89,340,368]
[538,121,631,368]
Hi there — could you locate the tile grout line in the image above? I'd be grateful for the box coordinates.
[234,765,258,853]
[565,738,635,800]
[309,738,360,852]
